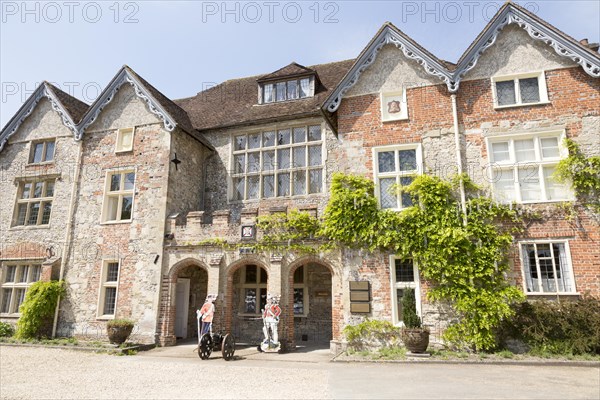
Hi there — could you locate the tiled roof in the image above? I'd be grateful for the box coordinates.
[258,62,316,82]
[125,66,196,134]
[175,59,355,131]
[45,83,89,123]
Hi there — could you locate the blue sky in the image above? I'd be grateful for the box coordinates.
[1,0,599,127]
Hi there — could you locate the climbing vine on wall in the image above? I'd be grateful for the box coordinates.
[554,138,600,213]
[16,281,65,339]
[257,172,525,351]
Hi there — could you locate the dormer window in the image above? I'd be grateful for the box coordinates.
[258,62,317,104]
[262,77,312,104]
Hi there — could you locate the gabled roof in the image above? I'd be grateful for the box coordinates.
[323,1,600,112]
[1,66,214,153]
[453,2,600,83]
[77,65,193,138]
[47,83,89,123]
[257,62,316,82]
[0,82,88,151]
[322,21,455,113]
[175,59,354,131]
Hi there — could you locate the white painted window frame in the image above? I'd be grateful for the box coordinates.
[229,123,325,202]
[389,256,421,326]
[260,76,314,104]
[380,89,409,122]
[115,127,135,153]
[485,130,573,204]
[96,259,121,319]
[491,71,549,109]
[100,168,136,224]
[0,262,43,316]
[372,143,423,211]
[517,239,578,295]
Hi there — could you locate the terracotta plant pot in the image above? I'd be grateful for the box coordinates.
[106,320,134,345]
[402,328,430,353]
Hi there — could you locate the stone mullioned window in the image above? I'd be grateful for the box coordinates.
[231,125,324,201]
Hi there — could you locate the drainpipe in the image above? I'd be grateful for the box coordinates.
[451,94,467,226]
[52,139,84,337]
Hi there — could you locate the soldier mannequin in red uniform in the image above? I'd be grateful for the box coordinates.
[262,293,281,346]
[197,294,216,336]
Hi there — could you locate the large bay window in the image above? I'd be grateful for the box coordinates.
[373,144,422,210]
[519,241,576,294]
[231,125,324,201]
[0,263,42,315]
[487,132,571,203]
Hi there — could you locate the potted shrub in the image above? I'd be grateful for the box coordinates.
[106,319,134,345]
[401,288,430,353]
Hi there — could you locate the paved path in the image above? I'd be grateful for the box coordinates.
[1,345,599,399]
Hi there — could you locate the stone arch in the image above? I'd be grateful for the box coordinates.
[167,258,210,282]
[284,255,338,350]
[223,256,271,341]
[158,258,210,346]
[287,255,337,277]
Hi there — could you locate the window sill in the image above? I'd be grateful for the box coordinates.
[229,193,324,204]
[256,97,313,106]
[10,224,50,231]
[494,199,575,205]
[115,149,133,154]
[0,314,20,318]
[26,161,55,167]
[96,315,116,321]
[100,220,133,225]
[237,313,263,318]
[493,101,551,110]
[526,292,580,297]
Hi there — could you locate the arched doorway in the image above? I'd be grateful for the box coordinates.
[174,264,208,340]
[159,260,208,346]
[287,260,333,348]
[227,263,269,344]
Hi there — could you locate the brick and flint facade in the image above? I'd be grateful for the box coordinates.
[1,3,599,350]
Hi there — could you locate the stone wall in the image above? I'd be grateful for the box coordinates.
[59,85,172,343]
[0,98,80,322]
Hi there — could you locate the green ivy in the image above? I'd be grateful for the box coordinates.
[255,209,323,253]
[343,319,401,348]
[0,322,15,337]
[263,173,524,351]
[555,138,600,213]
[15,281,64,339]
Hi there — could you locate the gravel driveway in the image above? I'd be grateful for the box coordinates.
[2,345,599,399]
[0,346,329,399]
